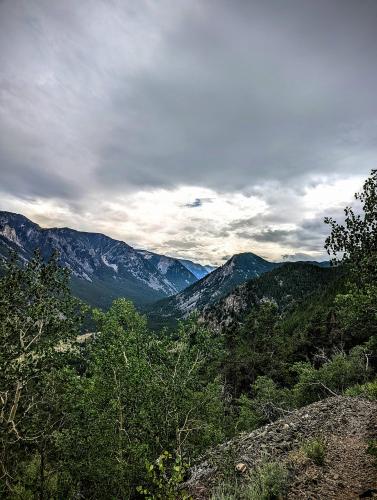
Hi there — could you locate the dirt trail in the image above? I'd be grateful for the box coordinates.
[184,396,377,499]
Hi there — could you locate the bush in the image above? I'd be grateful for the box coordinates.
[345,379,377,400]
[137,451,190,500]
[247,462,289,500]
[209,462,289,500]
[236,377,294,432]
[301,438,326,466]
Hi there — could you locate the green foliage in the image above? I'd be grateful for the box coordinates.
[225,302,290,397]
[236,377,293,431]
[324,169,377,281]
[137,451,190,499]
[366,440,377,463]
[246,462,289,500]
[209,462,289,500]
[301,438,326,466]
[0,250,85,496]
[325,170,377,348]
[291,345,371,406]
[345,378,377,400]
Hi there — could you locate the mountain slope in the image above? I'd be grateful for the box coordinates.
[0,211,197,308]
[201,262,337,333]
[178,259,217,279]
[184,396,377,499]
[136,250,197,291]
[146,252,280,324]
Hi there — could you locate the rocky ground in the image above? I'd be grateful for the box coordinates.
[184,396,377,499]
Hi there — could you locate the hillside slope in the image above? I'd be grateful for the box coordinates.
[185,396,377,499]
[178,258,217,279]
[146,253,279,323]
[201,262,337,333]
[147,261,335,330]
[0,211,197,307]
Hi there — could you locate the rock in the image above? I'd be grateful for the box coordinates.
[235,463,247,474]
[183,396,377,499]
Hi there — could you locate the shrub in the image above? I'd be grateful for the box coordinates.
[301,438,326,466]
[209,462,289,500]
[137,451,190,500]
[366,440,377,462]
[247,462,289,500]
[345,379,377,400]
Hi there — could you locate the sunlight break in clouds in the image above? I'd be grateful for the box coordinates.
[1,175,365,265]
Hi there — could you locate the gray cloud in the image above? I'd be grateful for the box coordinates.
[95,0,377,192]
[1,0,376,199]
[0,0,374,261]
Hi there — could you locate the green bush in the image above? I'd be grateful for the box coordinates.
[209,462,289,500]
[236,377,294,432]
[345,379,377,400]
[137,451,190,500]
[301,438,326,466]
[248,462,289,500]
[366,440,377,462]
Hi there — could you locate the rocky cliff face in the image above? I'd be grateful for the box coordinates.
[0,211,197,307]
[147,253,279,322]
[185,396,377,499]
[200,262,336,333]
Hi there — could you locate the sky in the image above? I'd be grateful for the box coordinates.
[1,0,376,265]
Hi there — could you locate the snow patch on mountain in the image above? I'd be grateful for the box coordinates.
[101,254,118,273]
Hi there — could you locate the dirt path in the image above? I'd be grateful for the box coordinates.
[185,396,377,499]
[287,435,377,499]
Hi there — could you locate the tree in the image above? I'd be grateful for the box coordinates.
[225,302,288,397]
[324,169,377,345]
[55,299,226,498]
[0,251,85,497]
[324,168,377,284]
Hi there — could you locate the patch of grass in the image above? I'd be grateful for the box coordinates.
[346,379,377,400]
[366,440,377,465]
[301,438,326,466]
[209,462,289,500]
[209,482,238,500]
[246,462,289,500]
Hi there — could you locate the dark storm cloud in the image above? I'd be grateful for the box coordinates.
[185,199,203,208]
[1,0,375,199]
[95,0,377,192]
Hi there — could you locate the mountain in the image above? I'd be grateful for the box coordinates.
[0,211,197,308]
[146,252,280,325]
[200,261,337,333]
[178,258,217,279]
[136,250,197,291]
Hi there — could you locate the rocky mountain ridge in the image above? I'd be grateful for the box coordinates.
[146,252,280,324]
[0,211,199,307]
[200,262,337,333]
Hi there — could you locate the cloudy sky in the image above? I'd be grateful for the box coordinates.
[1,0,376,264]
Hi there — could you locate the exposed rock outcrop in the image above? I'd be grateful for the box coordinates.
[185,396,377,499]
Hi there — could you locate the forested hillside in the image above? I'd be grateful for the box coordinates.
[1,171,377,499]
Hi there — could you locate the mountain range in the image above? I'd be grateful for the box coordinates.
[0,211,330,319]
[0,211,212,308]
[200,261,337,333]
[145,252,281,325]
